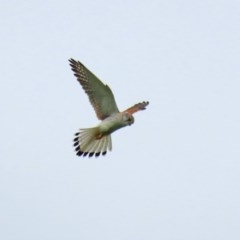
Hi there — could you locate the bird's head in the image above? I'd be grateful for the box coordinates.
[122,112,134,126]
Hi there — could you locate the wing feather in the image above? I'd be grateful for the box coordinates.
[69,58,119,120]
[124,101,149,114]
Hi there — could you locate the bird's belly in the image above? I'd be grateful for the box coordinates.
[99,118,125,135]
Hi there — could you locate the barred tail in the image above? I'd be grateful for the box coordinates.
[73,127,112,157]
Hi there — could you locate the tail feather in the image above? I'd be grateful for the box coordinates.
[73,127,112,157]
[84,138,95,152]
[102,135,112,154]
[101,137,108,154]
[88,137,100,153]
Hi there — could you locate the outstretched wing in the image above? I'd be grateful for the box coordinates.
[69,58,119,120]
[124,101,149,114]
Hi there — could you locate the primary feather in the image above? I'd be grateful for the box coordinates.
[69,58,119,120]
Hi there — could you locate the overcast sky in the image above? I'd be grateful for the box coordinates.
[1,0,240,239]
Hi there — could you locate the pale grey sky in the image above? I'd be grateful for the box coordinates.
[1,0,240,239]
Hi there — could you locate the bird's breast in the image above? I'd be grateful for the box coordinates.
[99,115,127,135]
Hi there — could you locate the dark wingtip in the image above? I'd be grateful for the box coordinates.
[73,137,79,142]
[95,152,101,157]
[75,146,80,152]
[76,151,83,156]
[69,58,76,64]
[142,101,149,108]
[89,152,95,157]
[73,142,78,147]
[69,58,78,71]
[83,152,89,157]
[75,150,109,158]
[73,133,109,158]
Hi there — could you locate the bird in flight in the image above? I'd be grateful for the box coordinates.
[69,58,149,157]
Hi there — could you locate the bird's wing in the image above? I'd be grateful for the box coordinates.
[123,101,149,114]
[69,58,119,120]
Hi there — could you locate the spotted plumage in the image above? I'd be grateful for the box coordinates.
[69,58,149,157]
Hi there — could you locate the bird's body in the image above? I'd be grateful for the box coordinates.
[98,113,132,135]
[69,58,149,157]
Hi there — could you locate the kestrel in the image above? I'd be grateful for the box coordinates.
[69,58,149,157]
